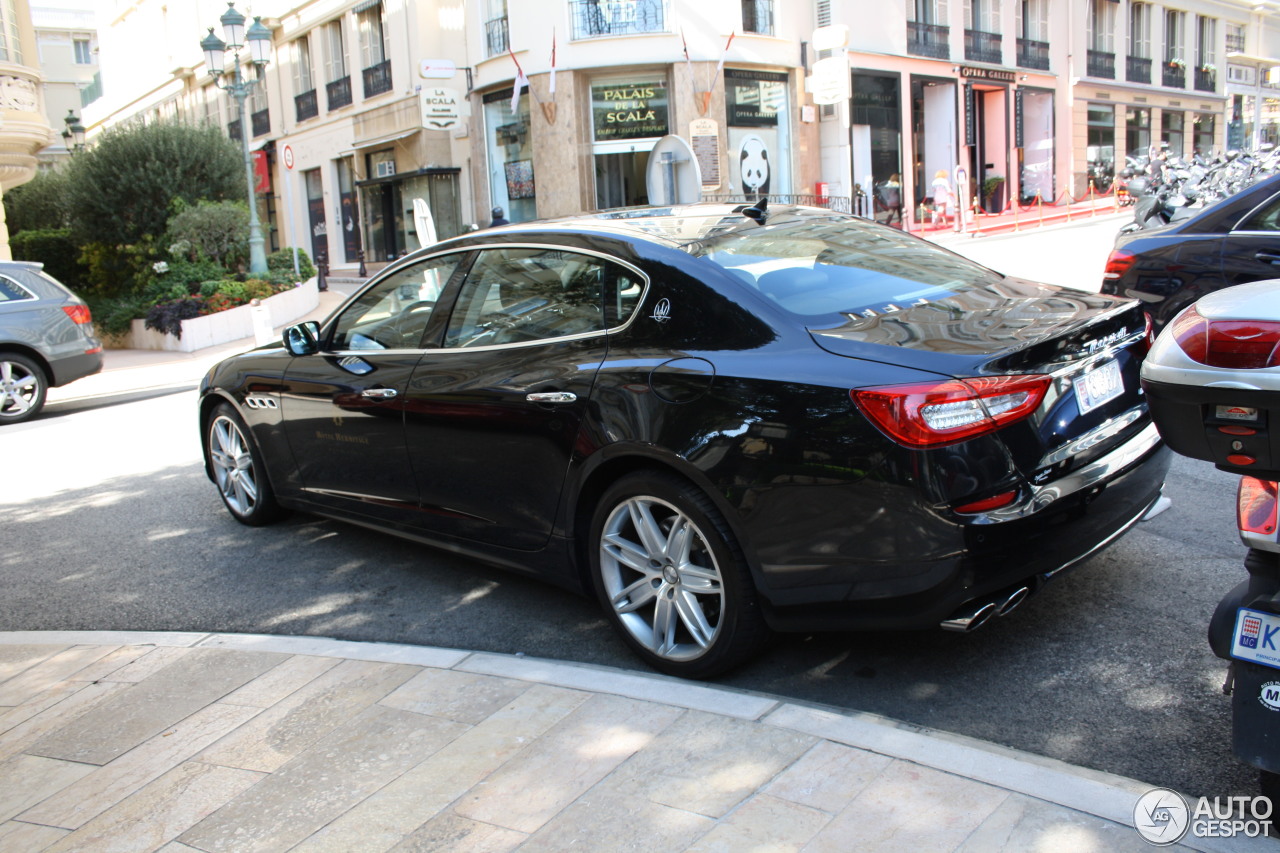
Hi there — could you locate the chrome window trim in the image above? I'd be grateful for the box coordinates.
[325,242,651,357]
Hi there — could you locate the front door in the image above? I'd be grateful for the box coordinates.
[403,246,642,549]
[280,251,467,522]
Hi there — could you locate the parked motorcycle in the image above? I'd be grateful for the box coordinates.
[1120,145,1280,234]
[1142,279,1280,800]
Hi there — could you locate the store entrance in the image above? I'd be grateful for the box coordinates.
[594,150,650,210]
[967,85,1008,213]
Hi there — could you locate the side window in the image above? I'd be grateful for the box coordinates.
[330,253,464,350]
[444,248,619,348]
[1238,194,1280,232]
[0,274,34,303]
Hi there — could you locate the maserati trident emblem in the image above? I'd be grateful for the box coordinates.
[650,298,672,323]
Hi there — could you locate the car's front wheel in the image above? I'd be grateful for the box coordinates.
[589,472,768,678]
[205,403,286,526]
[0,353,47,425]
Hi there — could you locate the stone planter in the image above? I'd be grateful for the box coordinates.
[125,278,320,353]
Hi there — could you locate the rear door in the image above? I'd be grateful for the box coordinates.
[1222,190,1280,290]
[403,245,645,549]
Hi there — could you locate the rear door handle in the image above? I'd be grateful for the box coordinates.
[1255,252,1280,264]
[361,388,398,399]
[526,392,577,404]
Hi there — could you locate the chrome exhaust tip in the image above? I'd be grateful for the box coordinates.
[940,601,998,633]
[997,586,1031,617]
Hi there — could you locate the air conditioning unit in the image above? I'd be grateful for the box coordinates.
[1227,65,1253,84]
[374,160,396,178]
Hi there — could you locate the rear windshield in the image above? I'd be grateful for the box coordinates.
[691,216,1000,318]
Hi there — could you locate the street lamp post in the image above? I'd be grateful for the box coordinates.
[200,2,271,275]
[61,110,85,154]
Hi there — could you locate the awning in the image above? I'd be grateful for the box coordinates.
[353,0,382,12]
[339,127,419,156]
[354,166,460,189]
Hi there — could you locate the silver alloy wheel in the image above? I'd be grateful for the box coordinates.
[0,359,40,418]
[209,414,260,517]
[598,494,725,662]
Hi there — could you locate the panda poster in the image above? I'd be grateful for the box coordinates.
[736,134,771,196]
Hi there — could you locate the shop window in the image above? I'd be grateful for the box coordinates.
[589,76,670,209]
[725,69,790,197]
[484,88,536,222]
[1086,104,1115,191]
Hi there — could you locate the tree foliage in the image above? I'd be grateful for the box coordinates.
[66,121,244,247]
[166,200,249,267]
[4,169,73,234]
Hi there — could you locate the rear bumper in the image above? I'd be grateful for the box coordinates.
[756,424,1171,632]
[49,348,103,387]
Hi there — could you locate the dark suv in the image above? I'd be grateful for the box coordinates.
[0,261,102,424]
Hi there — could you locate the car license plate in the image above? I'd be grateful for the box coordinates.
[1232,608,1280,670]
[1076,360,1123,414]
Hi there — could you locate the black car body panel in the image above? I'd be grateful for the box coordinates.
[201,204,1169,638]
[1104,173,1280,327]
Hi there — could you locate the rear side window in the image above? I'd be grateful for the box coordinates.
[693,217,998,318]
[0,274,34,303]
[1237,194,1280,232]
[444,248,642,348]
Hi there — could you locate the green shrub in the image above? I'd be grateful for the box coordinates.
[79,240,159,298]
[86,294,150,339]
[10,229,86,289]
[215,280,249,301]
[242,279,274,300]
[165,201,249,268]
[268,247,316,281]
[142,277,189,306]
[156,257,228,294]
[4,169,72,234]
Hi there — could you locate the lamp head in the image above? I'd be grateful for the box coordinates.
[220,2,246,51]
[201,27,226,76]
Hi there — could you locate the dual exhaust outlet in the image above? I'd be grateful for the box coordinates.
[940,585,1031,633]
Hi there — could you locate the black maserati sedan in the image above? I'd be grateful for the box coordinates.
[199,202,1170,677]
[1102,172,1280,329]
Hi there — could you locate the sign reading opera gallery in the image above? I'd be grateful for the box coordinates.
[591,81,669,141]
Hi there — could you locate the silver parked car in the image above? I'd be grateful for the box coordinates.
[0,261,102,424]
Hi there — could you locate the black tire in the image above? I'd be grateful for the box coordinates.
[1261,769,1280,829]
[588,471,769,678]
[204,402,287,526]
[0,353,47,425]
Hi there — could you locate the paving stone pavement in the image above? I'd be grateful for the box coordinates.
[0,631,1269,853]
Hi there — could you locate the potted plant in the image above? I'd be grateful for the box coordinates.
[981,175,1006,213]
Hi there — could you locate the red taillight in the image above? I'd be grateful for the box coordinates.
[1171,304,1280,369]
[852,375,1052,448]
[61,304,92,325]
[1102,250,1136,281]
[1238,477,1278,536]
[955,490,1018,514]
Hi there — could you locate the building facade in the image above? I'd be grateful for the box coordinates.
[31,4,98,164]
[0,0,57,258]
[80,0,1280,275]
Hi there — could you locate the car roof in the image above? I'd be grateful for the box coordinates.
[444,203,850,251]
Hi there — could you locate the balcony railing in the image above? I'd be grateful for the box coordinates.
[964,29,1003,64]
[485,16,508,56]
[1016,37,1049,70]
[363,59,392,98]
[295,89,318,122]
[251,108,269,138]
[570,0,666,40]
[907,21,949,59]
[327,75,353,110]
[741,0,773,35]
[1162,63,1186,88]
[1125,55,1151,84]
[1087,49,1115,79]
[227,119,241,141]
[1194,67,1216,92]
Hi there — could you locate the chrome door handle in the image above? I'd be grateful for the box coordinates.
[526,392,577,404]
[1255,252,1280,265]
[360,388,398,399]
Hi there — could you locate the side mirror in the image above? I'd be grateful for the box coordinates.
[283,321,321,355]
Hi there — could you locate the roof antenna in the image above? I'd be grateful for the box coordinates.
[742,196,768,223]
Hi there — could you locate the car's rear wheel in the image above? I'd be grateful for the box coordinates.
[589,472,768,678]
[206,403,286,526]
[0,353,47,425]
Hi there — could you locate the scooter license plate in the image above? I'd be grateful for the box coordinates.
[1076,360,1123,415]
[1231,607,1280,670]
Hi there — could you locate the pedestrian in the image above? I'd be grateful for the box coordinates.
[930,169,956,229]
[876,174,903,228]
[488,206,509,227]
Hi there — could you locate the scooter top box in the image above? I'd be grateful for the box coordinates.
[1141,280,1280,481]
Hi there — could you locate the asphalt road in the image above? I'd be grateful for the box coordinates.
[0,377,1253,801]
